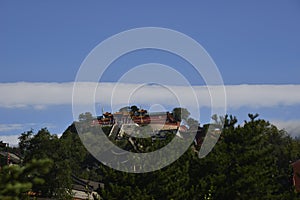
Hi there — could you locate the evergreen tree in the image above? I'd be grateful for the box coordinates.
[0,159,52,200]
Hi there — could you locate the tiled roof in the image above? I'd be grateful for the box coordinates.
[292,160,300,192]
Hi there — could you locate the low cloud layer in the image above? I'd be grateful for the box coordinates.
[0,123,55,133]
[0,123,58,146]
[272,119,300,138]
[0,82,74,108]
[0,124,27,132]
[1,82,299,145]
[0,135,20,146]
[0,82,299,109]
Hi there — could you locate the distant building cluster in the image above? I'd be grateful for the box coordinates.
[89,108,222,147]
[92,109,179,127]
[89,108,193,145]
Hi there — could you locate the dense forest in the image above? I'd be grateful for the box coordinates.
[1,113,300,199]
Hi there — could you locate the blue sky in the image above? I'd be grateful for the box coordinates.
[1,1,300,145]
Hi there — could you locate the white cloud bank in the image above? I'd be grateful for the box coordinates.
[1,82,300,145]
[0,82,74,108]
[0,132,62,146]
[0,135,20,146]
[271,120,300,138]
[0,122,58,146]
[0,82,299,109]
[0,123,34,146]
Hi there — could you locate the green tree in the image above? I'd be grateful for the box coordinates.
[0,159,52,200]
[193,114,298,199]
[172,107,190,122]
[119,106,130,113]
[18,129,33,156]
[130,105,139,115]
[79,112,94,122]
[19,128,73,199]
[59,127,89,178]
